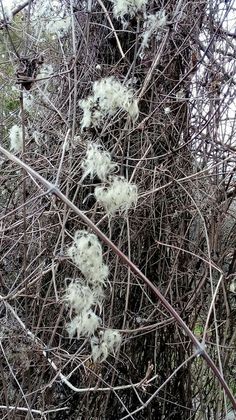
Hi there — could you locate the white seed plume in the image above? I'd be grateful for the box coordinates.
[9,125,23,153]
[95,176,138,214]
[79,77,139,130]
[64,280,104,313]
[104,329,122,350]
[46,16,71,36]
[164,107,171,114]
[67,230,109,285]
[176,89,185,100]
[33,0,52,19]
[140,10,167,55]
[81,142,117,181]
[67,309,101,339]
[38,64,54,79]
[23,93,34,112]
[91,329,122,362]
[229,280,236,293]
[32,131,42,145]
[109,0,148,24]
[91,336,108,362]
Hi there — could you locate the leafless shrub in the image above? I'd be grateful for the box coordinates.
[0,0,235,419]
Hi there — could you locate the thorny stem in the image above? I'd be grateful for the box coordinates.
[0,145,235,410]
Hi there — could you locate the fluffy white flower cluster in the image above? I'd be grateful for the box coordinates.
[81,142,138,214]
[79,77,139,131]
[81,143,117,181]
[64,281,104,313]
[46,16,71,36]
[109,0,148,24]
[91,329,122,362]
[33,0,52,19]
[140,10,167,56]
[67,230,109,285]
[65,230,122,361]
[67,309,101,339]
[66,231,107,336]
[38,64,54,79]
[230,280,236,293]
[95,176,138,214]
[32,131,43,145]
[32,1,70,39]
[23,93,35,112]
[9,125,23,153]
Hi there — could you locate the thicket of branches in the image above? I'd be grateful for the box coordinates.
[0,0,235,419]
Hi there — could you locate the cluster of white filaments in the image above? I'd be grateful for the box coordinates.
[79,77,139,131]
[91,329,122,362]
[81,142,138,214]
[32,131,43,145]
[9,125,23,153]
[64,281,104,313]
[46,16,71,36]
[140,10,167,56]
[38,64,54,79]
[109,0,148,24]
[67,310,102,339]
[95,176,138,214]
[23,93,35,112]
[65,230,121,361]
[81,143,117,181]
[31,1,71,41]
[67,230,109,285]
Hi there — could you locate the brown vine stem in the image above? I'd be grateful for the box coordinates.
[97,0,125,59]
[0,144,235,410]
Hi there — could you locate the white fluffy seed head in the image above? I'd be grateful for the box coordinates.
[66,309,101,339]
[91,329,122,362]
[103,329,122,350]
[140,10,167,54]
[110,0,148,24]
[66,316,79,338]
[23,93,34,112]
[64,280,102,313]
[164,107,171,114]
[229,280,236,293]
[176,89,185,100]
[79,77,139,130]
[127,100,139,120]
[46,16,71,36]
[94,176,138,214]
[93,77,139,119]
[32,131,42,145]
[81,143,117,181]
[9,125,23,153]
[67,230,109,285]
[38,64,54,79]
[79,96,94,130]
[91,336,108,362]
